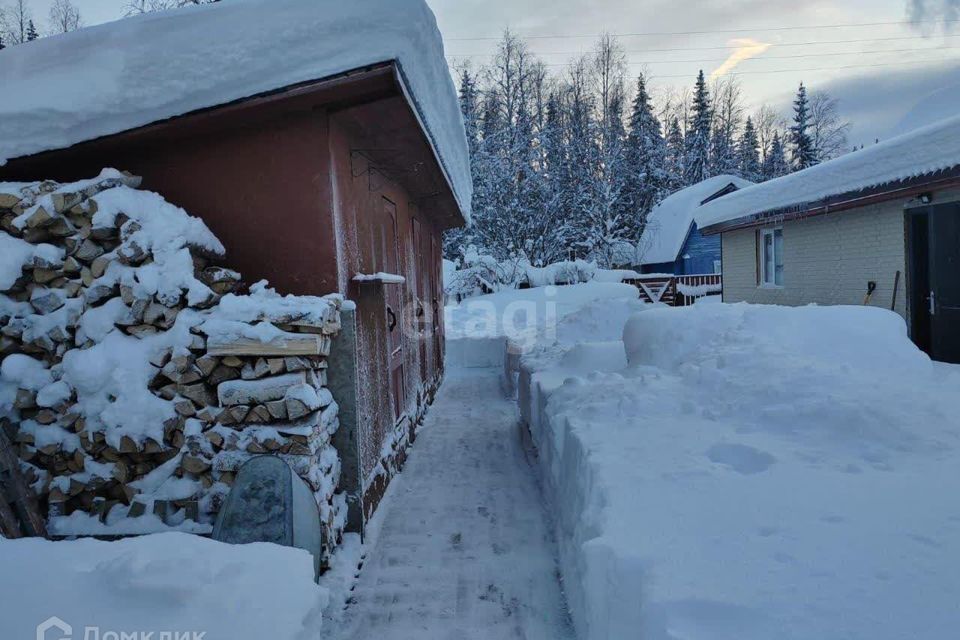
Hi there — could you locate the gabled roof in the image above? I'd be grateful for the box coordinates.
[0,0,472,222]
[639,175,752,265]
[696,113,960,234]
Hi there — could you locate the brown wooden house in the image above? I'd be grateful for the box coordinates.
[0,0,471,529]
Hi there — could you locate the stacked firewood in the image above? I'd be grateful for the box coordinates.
[183,319,345,555]
[0,172,345,549]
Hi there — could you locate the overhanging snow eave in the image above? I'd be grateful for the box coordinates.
[700,165,960,236]
[0,60,468,229]
[392,63,470,228]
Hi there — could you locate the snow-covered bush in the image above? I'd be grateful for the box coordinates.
[444,248,638,303]
[443,246,530,301]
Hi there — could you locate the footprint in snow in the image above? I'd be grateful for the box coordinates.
[706,443,776,474]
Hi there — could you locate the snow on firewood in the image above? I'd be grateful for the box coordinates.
[0,171,346,551]
[0,235,63,290]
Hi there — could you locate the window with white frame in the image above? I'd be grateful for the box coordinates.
[760,227,784,286]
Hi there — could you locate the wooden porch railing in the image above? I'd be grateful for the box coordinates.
[623,273,722,306]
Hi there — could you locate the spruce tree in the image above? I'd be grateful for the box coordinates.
[457,68,480,157]
[790,82,817,170]
[26,20,39,41]
[737,116,761,182]
[710,122,736,176]
[0,33,5,50]
[762,132,790,180]
[444,69,482,259]
[539,91,575,264]
[665,117,685,191]
[684,70,712,184]
[622,74,666,240]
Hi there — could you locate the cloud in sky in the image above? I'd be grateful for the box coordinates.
[778,58,960,146]
[710,38,772,78]
[907,0,960,26]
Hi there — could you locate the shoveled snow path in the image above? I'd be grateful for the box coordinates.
[334,367,574,640]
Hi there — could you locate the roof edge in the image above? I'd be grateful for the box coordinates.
[700,165,960,235]
[391,62,469,227]
[2,62,399,167]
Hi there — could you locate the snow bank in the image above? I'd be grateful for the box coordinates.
[444,282,639,368]
[697,113,960,228]
[0,0,471,220]
[639,175,751,265]
[0,533,327,639]
[446,282,638,343]
[523,302,960,640]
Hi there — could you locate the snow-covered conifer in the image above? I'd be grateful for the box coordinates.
[790,82,817,170]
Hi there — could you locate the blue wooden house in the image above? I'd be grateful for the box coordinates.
[638,175,752,275]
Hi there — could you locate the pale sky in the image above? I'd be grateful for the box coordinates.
[19,0,960,145]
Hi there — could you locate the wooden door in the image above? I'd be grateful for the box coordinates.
[411,217,429,384]
[430,233,443,375]
[380,197,405,421]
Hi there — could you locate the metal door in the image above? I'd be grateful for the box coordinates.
[930,202,960,363]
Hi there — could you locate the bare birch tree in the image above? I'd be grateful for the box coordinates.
[2,0,31,44]
[48,0,81,33]
[809,91,851,161]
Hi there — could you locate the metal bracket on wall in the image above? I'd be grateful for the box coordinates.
[407,192,444,210]
[350,149,428,193]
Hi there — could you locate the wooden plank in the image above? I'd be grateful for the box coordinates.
[217,371,314,406]
[0,430,47,538]
[0,491,21,538]
[207,332,329,357]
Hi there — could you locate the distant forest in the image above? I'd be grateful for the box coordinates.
[446,31,852,267]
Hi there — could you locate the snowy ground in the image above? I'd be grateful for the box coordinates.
[6,282,956,640]
[0,532,327,640]
[0,368,575,640]
[329,368,574,640]
[444,282,638,369]
[520,301,960,640]
[444,282,638,344]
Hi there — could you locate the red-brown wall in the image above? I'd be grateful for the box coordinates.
[0,110,344,297]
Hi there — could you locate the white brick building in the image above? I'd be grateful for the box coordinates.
[696,116,960,364]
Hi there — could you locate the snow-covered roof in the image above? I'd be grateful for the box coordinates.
[0,0,472,221]
[639,175,752,265]
[697,114,960,231]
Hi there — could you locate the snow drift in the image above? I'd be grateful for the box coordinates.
[0,532,328,639]
[522,302,960,640]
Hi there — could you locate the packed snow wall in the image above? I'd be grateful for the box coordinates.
[0,170,347,558]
